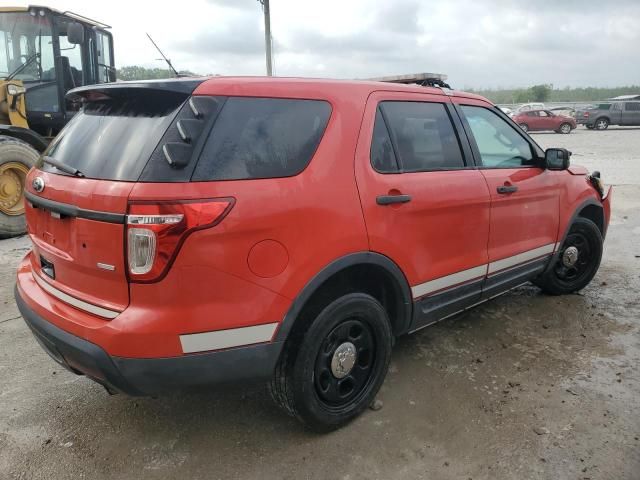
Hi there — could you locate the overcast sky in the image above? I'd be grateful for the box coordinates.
[8,0,640,88]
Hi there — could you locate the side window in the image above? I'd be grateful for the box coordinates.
[96,31,113,82]
[539,111,549,117]
[57,22,85,88]
[370,108,398,172]
[192,97,331,181]
[612,103,622,111]
[460,105,535,168]
[377,101,465,172]
[625,102,640,111]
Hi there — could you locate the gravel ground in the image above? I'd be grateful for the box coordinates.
[531,126,640,186]
[1,128,639,480]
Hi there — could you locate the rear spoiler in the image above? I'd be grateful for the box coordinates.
[66,78,208,102]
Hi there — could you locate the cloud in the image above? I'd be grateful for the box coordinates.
[10,0,638,87]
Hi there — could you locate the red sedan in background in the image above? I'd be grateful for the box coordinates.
[513,109,577,134]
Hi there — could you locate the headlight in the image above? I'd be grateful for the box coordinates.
[7,84,26,96]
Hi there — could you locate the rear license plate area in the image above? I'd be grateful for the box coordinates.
[40,255,55,280]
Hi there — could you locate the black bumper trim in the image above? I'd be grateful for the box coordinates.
[15,286,283,396]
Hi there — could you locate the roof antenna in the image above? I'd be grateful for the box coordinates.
[146,33,179,77]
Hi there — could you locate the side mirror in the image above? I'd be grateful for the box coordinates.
[67,23,85,44]
[544,148,571,170]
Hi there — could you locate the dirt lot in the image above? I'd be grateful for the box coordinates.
[1,127,639,480]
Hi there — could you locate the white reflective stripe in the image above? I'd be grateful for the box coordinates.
[180,323,279,354]
[411,264,487,299]
[487,243,555,275]
[33,273,120,319]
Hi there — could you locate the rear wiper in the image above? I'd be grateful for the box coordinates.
[41,156,85,178]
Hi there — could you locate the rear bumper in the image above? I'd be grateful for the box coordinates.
[15,286,283,396]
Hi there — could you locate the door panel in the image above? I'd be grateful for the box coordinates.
[454,101,560,279]
[623,102,640,125]
[354,92,491,315]
[481,168,560,266]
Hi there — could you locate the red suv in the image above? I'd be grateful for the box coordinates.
[513,109,577,134]
[15,77,611,430]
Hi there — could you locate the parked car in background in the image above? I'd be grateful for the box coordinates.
[499,106,513,116]
[15,77,611,431]
[549,106,576,117]
[513,109,577,134]
[576,101,640,130]
[515,102,545,114]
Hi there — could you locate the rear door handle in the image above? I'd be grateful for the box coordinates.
[376,194,412,205]
[497,185,518,194]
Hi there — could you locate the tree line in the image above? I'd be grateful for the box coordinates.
[467,84,640,104]
[116,67,639,105]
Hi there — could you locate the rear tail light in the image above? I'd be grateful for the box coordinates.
[126,198,234,282]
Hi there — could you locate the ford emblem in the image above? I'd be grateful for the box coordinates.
[32,176,45,193]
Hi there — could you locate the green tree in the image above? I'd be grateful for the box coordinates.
[529,84,552,102]
[116,65,198,81]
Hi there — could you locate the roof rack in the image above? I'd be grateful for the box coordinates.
[367,72,451,89]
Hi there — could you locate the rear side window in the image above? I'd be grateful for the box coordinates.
[375,101,465,172]
[625,102,640,111]
[192,97,331,181]
[370,109,398,172]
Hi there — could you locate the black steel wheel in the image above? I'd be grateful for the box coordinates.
[534,218,603,295]
[270,293,392,431]
[314,318,376,409]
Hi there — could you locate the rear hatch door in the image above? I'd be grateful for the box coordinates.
[25,80,203,315]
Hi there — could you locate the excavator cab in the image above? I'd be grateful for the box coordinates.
[0,6,114,236]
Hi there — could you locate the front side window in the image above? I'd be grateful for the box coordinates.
[192,97,331,181]
[0,12,54,81]
[374,101,465,172]
[461,105,535,168]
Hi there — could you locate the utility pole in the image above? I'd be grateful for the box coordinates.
[258,0,273,76]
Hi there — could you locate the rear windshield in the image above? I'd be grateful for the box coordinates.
[43,91,186,181]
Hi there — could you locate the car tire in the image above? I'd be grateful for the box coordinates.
[558,123,572,134]
[519,123,529,132]
[269,293,393,432]
[534,218,603,295]
[594,118,609,130]
[0,138,40,238]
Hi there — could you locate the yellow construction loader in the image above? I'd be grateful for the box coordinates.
[0,5,115,236]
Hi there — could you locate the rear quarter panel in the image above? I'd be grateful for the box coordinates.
[127,84,372,337]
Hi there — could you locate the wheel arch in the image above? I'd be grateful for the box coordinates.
[542,198,604,276]
[0,125,48,152]
[274,252,413,344]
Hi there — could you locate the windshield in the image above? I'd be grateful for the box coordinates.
[0,12,54,81]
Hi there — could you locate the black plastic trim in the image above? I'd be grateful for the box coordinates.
[274,252,413,341]
[482,257,548,300]
[411,278,483,331]
[66,78,208,101]
[25,191,125,224]
[16,286,283,396]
